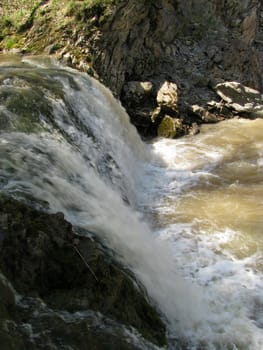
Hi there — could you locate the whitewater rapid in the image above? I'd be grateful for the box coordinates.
[141,120,263,349]
[0,56,262,349]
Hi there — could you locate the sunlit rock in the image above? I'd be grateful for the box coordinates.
[215,82,263,115]
[157,81,178,112]
[190,104,225,123]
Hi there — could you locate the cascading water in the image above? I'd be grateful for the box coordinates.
[0,55,262,350]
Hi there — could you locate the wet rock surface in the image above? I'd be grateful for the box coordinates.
[0,195,166,349]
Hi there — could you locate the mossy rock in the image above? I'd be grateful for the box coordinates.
[157,115,184,138]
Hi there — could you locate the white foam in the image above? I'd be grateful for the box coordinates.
[144,121,263,349]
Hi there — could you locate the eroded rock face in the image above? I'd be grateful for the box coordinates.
[0,196,166,349]
[91,0,262,136]
[94,0,262,93]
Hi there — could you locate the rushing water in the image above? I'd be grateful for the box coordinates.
[0,56,262,350]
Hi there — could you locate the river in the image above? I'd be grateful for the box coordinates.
[0,55,262,349]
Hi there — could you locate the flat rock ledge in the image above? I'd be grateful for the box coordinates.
[215,81,263,116]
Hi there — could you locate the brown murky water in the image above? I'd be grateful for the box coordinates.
[155,118,263,260]
[149,118,263,348]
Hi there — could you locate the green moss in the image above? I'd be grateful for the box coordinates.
[1,35,24,50]
[65,0,118,22]
[158,115,177,138]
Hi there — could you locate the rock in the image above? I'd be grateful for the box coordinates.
[44,44,58,55]
[157,115,184,138]
[122,81,153,105]
[156,81,178,112]
[151,106,162,123]
[0,196,166,348]
[206,45,218,60]
[0,271,16,319]
[190,104,225,123]
[121,81,157,137]
[188,122,200,136]
[62,52,72,65]
[241,7,258,45]
[0,271,22,350]
[213,52,223,64]
[215,82,263,116]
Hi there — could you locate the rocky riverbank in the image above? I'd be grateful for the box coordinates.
[0,0,262,137]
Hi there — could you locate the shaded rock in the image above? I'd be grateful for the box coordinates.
[128,108,154,130]
[206,45,219,60]
[151,106,162,123]
[0,196,166,348]
[215,82,263,116]
[0,271,25,350]
[122,81,153,105]
[157,81,178,112]
[0,271,16,320]
[206,100,234,119]
[121,81,157,137]
[0,294,155,350]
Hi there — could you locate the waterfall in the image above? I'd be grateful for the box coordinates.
[1,56,263,350]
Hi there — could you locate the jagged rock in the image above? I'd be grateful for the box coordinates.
[215,82,263,116]
[0,196,166,348]
[156,81,178,112]
[190,104,225,123]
